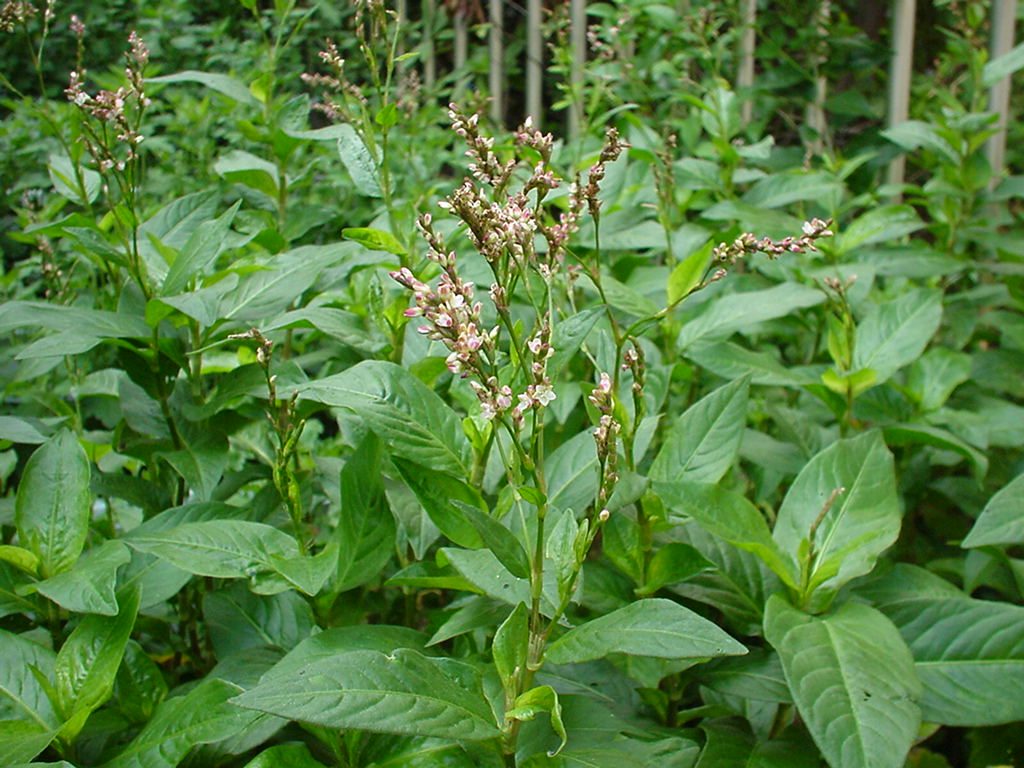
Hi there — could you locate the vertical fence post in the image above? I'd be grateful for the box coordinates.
[806,0,831,155]
[569,0,586,140]
[887,0,916,192]
[527,0,543,124]
[987,0,1018,188]
[453,3,469,98]
[738,0,757,125]
[489,0,504,124]
[396,0,408,56]
[423,0,437,91]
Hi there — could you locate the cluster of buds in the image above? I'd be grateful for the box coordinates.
[302,39,368,123]
[392,214,497,381]
[443,180,537,271]
[449,104,516,191]
[0,0,34,31]
[622,343,645,398]
[589,372,620,514]
[713,218,834,265]
[65,31,151,173]
[822,273,857,297]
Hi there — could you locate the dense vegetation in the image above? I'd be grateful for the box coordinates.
[2,1,1023,766]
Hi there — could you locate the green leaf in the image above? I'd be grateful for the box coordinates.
[114,640,168,723]
[203,584,316,658]
[984,40,1024,85]
[394,459,488,549]
[676,283,824,350]
[741,170,842,209]
[214,151,279,200]
[764,596,921,768]
[637,542,714,596]
[702,649,792,704]
[333,434,396,591]
[342,227,406,255]
[836,205,923,254]
[906,348,971,412]
[493,603,529,698]
[242,743,326,768]
[147,70,259,105]
[962,472,1024,547]
[544,598,746,664]
[159,435,229,502]
[0,629,59,757]
[231,648,500,741]
[865,577,1024,726]
[650,376,749,484]
[47,153,100,205]
[54,586,140,742]
[549,308,603,379]
[773,431,899,605]
[161,201,241,296]
[439,548,532,606]
[881,121,959,164]
[686,341,822,387]
[336,124,382,197]
[668,242,712,305]
[298,361,472,477]
[506,685,567,756]
[0,302,150,340]
[126,520,322,594]
[882,423,988,483]
[545,430,599,518]
[15,430,91,579]
[852,289,943,385]
[0,546,39,576]
[656,482,796,589]
[0,416,49,445]
[33,539,130,615]
[103,677,263,768]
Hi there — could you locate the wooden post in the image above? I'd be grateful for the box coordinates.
[806,0,831,155]
[987,0,1018,187]
[887,0,916,191]
[489,0,504,124]
[527,0,543,124]
[423,0,437,91]
[738,0,757,125]
[569,0,586,140]
[454,5,469,98]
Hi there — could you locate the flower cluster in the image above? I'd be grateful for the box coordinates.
[713,217,834,265]
[65,31,151,172]
[301,39,368,123]
[589,372,620,514]
[449,104,516,190]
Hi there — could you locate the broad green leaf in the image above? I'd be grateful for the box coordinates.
[394,459,488,548]
[657,482,797,589]
[232,648,500,740]
[147,70,258,104]
[701,649,792,703]
[125,520,321,595]
[852,289,943,385]
[545,430,599,518]
[54,586,140,742]
[0,629,59,744]
[686,341,822,387]
[47,153,100,205]
[836,205,923,254]
[741,170,842,208]
[0,721,57,766]
[428,597,510,646]
[906,348,971,412]
[439,548,531,606]
[159,435,229,502]
[114,640,168,723]
[103,677,263,768]
[203,584,316,658]
[984,40,1024,85]
[0,417,48,445]
[773,431,898,605]
[214,151,280,200]
[0,302,149,340]
[298,361,472,476]
[493,603,529,697]
[650,376,749,484]
[962,472,1024,547]
[333,434,396,591]
[0,545,39,576]
[549,308,603,378]
[138,189,220,276]
[342,227,406,255]
[668,242,712,305]
[544,598,746,664]
[865,578,1024,726]
[882,423,987,483]
[33,539,130,615]
[676,283,824,350]
[695,720,755,767]
[336,123,382,197]
[881,121,959,164]
[242,743,325,768]
[764,596,921,768]
[161,201,241,295]
[636,542,714,596]
[15,430,91,579]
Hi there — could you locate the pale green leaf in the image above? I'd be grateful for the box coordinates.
[962,472,1024,547]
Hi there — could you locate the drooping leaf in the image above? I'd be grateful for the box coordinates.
[298,361,472,476]
[962,472,1024,547]
[650,376,749,484]
[232,648,500,741]
[15,430,91,579]
[335,123,382,197]
[147,70,258,105]
[772,431,899,605]
[544,598,746,665]
[203,584,316,658]
[764,596,921,768]
[33,539,130,615]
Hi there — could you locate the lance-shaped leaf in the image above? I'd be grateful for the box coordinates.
[54,586,140,742]
[32,539,131,615]
[297,361,472,477]
[231,648,500,741]
[544,598,746,665]
[772,431,899,605]
[15,430,91,579]
[493,603,529,698]
[0,629,59,763]
[161,201,241,295]
[962,472,1024,548]
[852,289,942,385]
[650,376,749,484]
[336,123,382,197]
[506,685,567,756]
[103,677,264,768]
[764,596,921,768]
